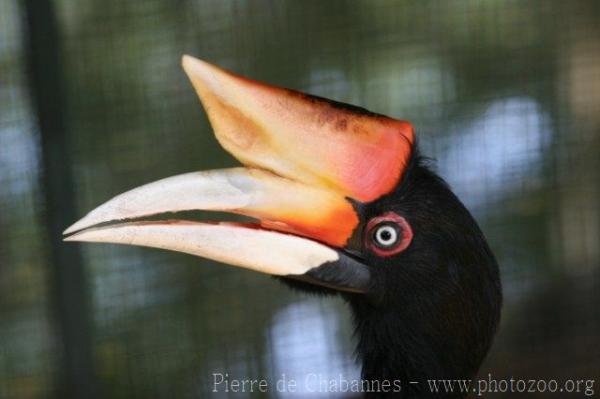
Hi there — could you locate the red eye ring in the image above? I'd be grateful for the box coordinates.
[365,212,413,257]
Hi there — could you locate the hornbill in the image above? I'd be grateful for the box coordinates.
[64,56,502,398]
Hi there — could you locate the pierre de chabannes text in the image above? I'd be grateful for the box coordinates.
[212,373,596,396]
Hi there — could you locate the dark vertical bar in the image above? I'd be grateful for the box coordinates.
[20,1,98,398]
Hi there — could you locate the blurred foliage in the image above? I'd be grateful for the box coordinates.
[1,0,599,398]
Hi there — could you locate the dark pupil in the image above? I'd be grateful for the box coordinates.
[380,230,392,241]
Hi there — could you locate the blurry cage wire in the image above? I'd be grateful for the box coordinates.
[0,0,599,398]
[3,0,97,398]
[1,1,62,398]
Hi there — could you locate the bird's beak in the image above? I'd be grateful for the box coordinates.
[64,55,414,293]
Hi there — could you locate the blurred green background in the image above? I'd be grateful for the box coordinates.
[1,0,599,398]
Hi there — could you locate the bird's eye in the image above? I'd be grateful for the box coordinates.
[365,212,413,256]
[372,223,400,248]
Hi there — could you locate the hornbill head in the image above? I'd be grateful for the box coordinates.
[65,56,501,391]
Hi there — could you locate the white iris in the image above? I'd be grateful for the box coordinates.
[374,224,398,247]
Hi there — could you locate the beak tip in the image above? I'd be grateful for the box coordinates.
[63,232,81,242]
[63,216,96,236]
[63,219,86,236]
[181,54,195,69]
[181,54,214,81]
[63,228,102,243]
[181,55,235,101]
